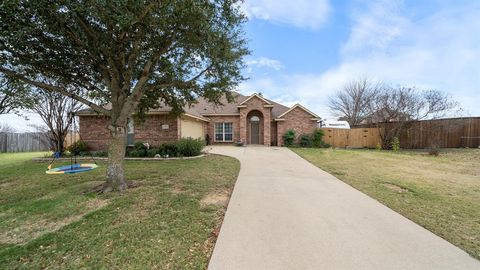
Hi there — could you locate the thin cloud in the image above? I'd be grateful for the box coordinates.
[243,0,331,29]
[246,57,284,71]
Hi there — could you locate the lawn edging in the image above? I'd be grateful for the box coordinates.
[32,154,206,162]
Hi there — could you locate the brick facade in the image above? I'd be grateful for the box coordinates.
[277,107,318,146]
[238,96,272,146]
[79,94,320,149]
[206,115,240,144]
[134,114,179,146]
[79,115,110,151]
[79,114,179,151]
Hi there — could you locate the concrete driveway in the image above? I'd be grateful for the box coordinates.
[206,146,479,270]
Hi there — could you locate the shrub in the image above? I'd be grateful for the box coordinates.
[312,129,325,148]
[147,148,159,157]
[128,150,141,157]
[158,143,178,157]
[134,141,147,151]
[283,130,296,147]
[391,137,401,151]
[67,140,88,155]
[428,145,440,156]
[375,142,382,150]
[175,137,205,157]
[91,151,108,157]
[299,134,312,147]
[320,141,331,148]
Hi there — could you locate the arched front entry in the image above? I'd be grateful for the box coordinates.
[247,110,263,144]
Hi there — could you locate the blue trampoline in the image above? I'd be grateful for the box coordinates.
[46,163,98,174]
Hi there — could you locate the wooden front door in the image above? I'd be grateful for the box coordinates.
[250,121,260,144]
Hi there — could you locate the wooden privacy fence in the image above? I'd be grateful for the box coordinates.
[0,132,50,152]
[324,117,480,149]
[396,117,480,148]
[0,132,79,153]
[321,128,381,148]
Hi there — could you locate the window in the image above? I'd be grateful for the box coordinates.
[215,122,233,142]
[250,116,260,122]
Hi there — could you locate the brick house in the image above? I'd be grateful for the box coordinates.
[77,92,321,150]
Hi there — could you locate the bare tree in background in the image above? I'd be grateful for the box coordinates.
[328,77,382,126]
[368,86,459,148]
[0,123,16,133]
[29,89,83,153]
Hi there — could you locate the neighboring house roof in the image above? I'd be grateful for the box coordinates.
[76,92,315,121]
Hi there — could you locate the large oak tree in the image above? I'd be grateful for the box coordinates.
[0,0,248,192]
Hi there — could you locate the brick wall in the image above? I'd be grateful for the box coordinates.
[79,115,110,151]
[270,121,278,146]
[238,96,272,145]
[206,115,240,144]
[277,107,318,146]
[79,114,179,150]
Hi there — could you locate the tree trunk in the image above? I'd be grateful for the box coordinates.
[104,125,128,192]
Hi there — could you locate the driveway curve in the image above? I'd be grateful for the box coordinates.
[207,146,479,270]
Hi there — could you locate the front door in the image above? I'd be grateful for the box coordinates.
[250,121,260,144]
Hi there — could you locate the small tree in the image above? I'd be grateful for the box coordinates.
[283,130,296,147]
[368,86,458,149]
[329,77,382,126]
[28,88,84,154]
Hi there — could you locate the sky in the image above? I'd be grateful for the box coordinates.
[239,0,480,120]
[1,0,479,131]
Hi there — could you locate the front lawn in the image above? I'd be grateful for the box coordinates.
[0,152,239,269]
[292,148,480,260]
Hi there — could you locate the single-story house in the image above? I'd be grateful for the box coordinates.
[77,92,321,150]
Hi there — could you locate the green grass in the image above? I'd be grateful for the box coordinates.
[292,148,480,260]
[0,152,240,269]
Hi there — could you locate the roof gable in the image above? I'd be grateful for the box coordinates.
[238,93,272,106]
[276,104,321,119]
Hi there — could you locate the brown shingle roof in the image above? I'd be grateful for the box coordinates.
[76,91,292,119]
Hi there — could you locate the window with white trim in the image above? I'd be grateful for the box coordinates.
[215,122,233,142]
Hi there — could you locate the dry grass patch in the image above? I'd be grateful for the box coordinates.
[382,182,411,194]
[200,188,232,208]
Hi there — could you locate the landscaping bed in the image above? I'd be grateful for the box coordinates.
[292,148,480,260]
[0,152,240,269]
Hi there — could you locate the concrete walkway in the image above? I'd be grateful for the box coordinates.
[207,146,479,270]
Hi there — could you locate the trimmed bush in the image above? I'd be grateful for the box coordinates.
[128,150,141,157]
[147,148,158,157]
[67,140,88,155]
[283,130,296,146]
[312,129,325,148]
[158,143,178,157]
[175,138,205,157]
[299,134,312,147]
[134,141,147,151]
